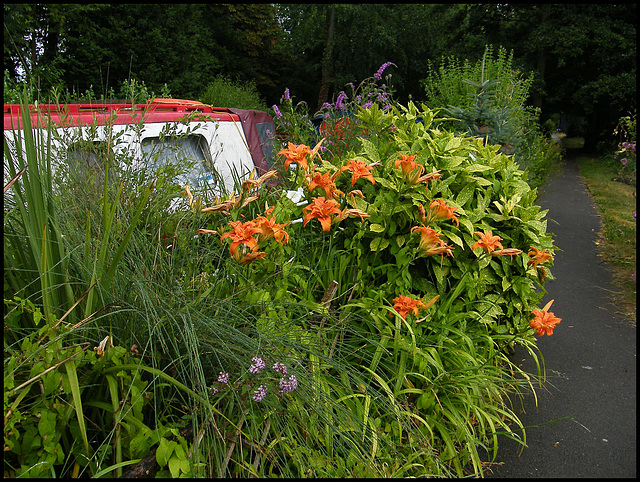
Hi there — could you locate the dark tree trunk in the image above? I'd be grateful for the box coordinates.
[531,4,552,111]
[317,5,336,112]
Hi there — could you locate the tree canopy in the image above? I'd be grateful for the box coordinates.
[4,3,636,149]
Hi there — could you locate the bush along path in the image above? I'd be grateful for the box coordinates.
[484,158,636,478]
[4,90,564,476]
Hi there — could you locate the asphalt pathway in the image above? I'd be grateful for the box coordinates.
[486,157,636,478]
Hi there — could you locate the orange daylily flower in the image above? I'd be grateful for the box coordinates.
[340,159,376,186]
[308,171,341,199]
[302,197,343,231]
[277,142,313,171]
[254,211,290,244]
[528,246,553,280]
[429,199,460,227]
[220,220,264,259]
[417,170,443,185]
[491,248,523,260]
[239,251,268,265]
[472,230,503,254]
[390,294,427,320]
[411,225,445,251]
[529,299,562,336]
[338,208,370,223]
[410,225,454,265]
[394,153,421,178]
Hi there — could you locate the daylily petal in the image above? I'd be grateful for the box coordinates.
[491,248,523,260]
[472,230,503,254]
[529,300,562,336]
[302,197,343,231]
[239,251,268,265]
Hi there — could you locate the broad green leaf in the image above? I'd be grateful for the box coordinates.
[443,231,464,249]
[370,237,390,251]
[456,183,477,208]
[156,438,177,469]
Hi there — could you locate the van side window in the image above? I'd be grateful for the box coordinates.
[66,141,114,188]
[256,122,275,161]
[140,134,216,187]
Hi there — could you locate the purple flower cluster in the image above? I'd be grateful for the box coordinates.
[374,61,393,80]
[278,375,298,394]
[211,359,299,402]
[336,91,348,111]
[620,141,636,153]
[249,356,266,374]
[252,385,268,401]
[283,88,290,101]
[272,362,287,375]
[272,104,283,118]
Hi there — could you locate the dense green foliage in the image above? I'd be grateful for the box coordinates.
[5,65,563,476]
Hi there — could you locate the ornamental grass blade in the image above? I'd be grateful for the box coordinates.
[65,359,92,473]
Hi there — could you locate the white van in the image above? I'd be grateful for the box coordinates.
[3,99,279,199]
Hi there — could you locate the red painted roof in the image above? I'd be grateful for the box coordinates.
[4,99,241,130]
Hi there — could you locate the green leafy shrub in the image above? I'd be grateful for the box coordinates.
[612,112,636,184]
[199,75,267,110]
[421,45,563,189]
[5,63,563,477]
[188,95,560,475]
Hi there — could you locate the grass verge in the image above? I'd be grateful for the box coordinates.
[575,154,636,323]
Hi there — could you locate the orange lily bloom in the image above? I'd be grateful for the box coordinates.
[417,170,443,185]
[529,299,562,336]
[491,248,523,260]
[220,220,264,259]
[302,197,343,231]
[340,159,376,186]
[394,153,420,177]
[390,294,427,319]
[410,225,454,265]
[308,171,341,199]
[239,251,268,265]
[429,199,460,227]
[472,230,503,254]
[411,225,445,251]
[278,142,313,171]
[254,211,290,244]
[528,246,553,280]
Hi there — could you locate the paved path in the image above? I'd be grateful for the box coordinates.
[487,158,636,478]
